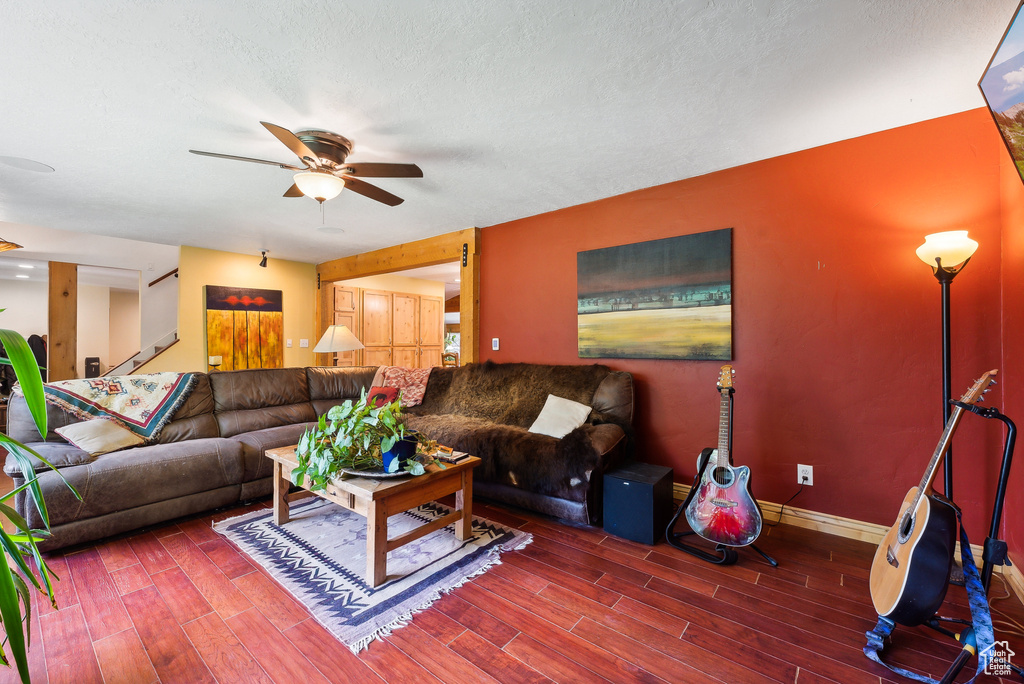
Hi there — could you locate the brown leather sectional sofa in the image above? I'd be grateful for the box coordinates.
[5,362,633,551]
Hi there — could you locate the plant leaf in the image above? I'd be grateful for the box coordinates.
[0,546,30,682]
[0,328,46,439]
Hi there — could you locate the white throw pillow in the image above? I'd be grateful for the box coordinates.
[55,419,144,456]
[528,394,592,439]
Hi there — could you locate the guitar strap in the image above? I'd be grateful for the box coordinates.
[864,514,995,683]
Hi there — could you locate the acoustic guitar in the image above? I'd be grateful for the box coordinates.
[869,369,998,626]
[684,365,763,547]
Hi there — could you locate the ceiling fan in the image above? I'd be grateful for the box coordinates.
[189,122,422,206]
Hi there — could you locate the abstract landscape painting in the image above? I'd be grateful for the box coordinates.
[205,286,284,370]
[578,229,732,360]
[980,3,1024,184]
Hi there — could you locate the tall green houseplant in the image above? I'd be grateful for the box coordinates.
[0,318,79,683]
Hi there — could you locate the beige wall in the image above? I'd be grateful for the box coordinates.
[108,289,141,369]
[139,246,317,372]
[339,274,445,298]
[77,285,110,376]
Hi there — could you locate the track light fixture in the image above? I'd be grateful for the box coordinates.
[259,251,268,268]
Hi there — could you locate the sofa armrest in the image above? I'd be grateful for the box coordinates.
[581,423,628,473]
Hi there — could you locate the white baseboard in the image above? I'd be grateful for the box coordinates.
[672,483,1023,602]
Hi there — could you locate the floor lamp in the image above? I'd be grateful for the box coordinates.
[915,230,978,499]
[313,325,364,365]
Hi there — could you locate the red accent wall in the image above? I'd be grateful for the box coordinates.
[999,135,1024,562]
[481,109,1017,551]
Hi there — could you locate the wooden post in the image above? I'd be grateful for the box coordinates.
[460,228,481,364]
[47,261,77,381]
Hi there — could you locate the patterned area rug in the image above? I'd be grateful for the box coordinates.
[214,498,531,652]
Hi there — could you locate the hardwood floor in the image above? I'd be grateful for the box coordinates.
[1,497,1021,683]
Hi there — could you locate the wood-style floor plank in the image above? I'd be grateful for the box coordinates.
[92,628,158,684]
[225,607,331,684]
[64,549,132,641]
[122,585,216,684]
[180,612,274,684]
[39,605,103,684]
[5,496,1022,684]
[283,618,385,684]
[157,532,252,619]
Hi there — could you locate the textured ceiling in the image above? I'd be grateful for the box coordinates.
[0,1,1017,265]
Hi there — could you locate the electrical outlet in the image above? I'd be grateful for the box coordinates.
[492,338,500,351]
[797,464,813,486]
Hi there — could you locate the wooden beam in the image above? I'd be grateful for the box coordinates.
[317,228,477,282]
[48,261,77,381]
[317,228,480,365]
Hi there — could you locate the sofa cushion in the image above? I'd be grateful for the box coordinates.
[306,366,378,416]
[231,422,316,481]
[157,373,220,443]
[210,368,316,437]
[55,419,145,456]
[6,392,81,443]
[4,442,93,475]
[528,395,592,438]
[25,437,245,528]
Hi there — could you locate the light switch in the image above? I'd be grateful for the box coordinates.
[286,339,293,348]
[491,338,500,351]
[299,339,309,348]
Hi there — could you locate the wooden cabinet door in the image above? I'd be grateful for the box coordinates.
[332,285,361,367]
[332,311,360,367]
[393,293,419,346]
[419,296,443,346]
[361,290,392,347]
[419,346,442,369]
[393,347,418,368]
[334,285,358,314]
[363,346,393,366]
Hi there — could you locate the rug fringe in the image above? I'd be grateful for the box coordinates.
[345,534,533,654]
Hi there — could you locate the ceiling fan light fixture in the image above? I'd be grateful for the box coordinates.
[0,238,23,253]
[293,171,345,202]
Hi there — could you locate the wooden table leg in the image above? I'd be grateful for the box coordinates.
[455,470,473,541]
[273,460,290,525]
[367,499,388,587]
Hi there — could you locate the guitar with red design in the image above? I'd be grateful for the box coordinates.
[684,365,763,547]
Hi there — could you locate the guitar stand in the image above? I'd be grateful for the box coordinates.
[664,449,778,568]
[928,401,1019,684]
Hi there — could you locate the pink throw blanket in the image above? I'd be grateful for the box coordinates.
[379,366,432,407]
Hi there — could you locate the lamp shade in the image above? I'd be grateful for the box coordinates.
[916,231,978,269]
[208,356,222,366]
[293,171,345,202]
[313,325,364,353]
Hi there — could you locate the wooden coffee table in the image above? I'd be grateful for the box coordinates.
[264,446,480,587]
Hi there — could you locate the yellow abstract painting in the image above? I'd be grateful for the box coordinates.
[205,286,284,370]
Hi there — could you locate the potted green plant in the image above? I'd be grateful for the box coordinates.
[0,317,79,683]
[292,388,441,491]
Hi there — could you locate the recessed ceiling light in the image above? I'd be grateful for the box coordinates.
[15,274,29,279]
[455,278,461,283]
[0,156,55,173]
[18,264,33,269]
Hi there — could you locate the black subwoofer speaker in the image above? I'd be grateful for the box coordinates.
[603,462,674,545]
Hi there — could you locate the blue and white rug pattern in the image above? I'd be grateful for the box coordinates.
[214,498,531,652]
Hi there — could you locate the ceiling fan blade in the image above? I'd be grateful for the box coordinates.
[283,183,304,198]
[341,176,404,206]
[261,121,321,167]
[189,149,303,170]
[338,162,423,178]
